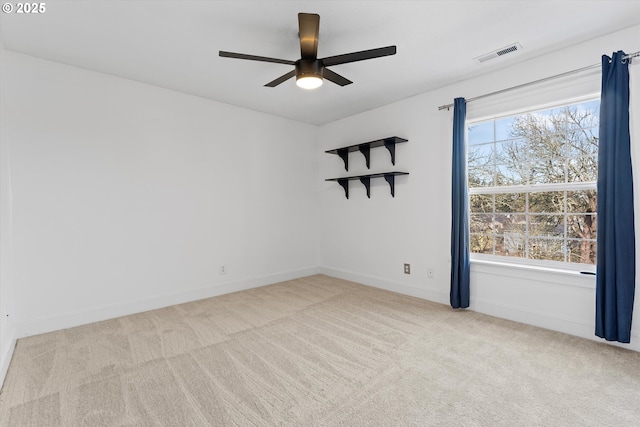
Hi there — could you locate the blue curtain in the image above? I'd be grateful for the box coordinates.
[451,97,470,309]
[595,51,636,343]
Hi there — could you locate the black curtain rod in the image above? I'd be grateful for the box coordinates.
[438,50,640,111]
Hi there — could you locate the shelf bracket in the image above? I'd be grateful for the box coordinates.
[358,144,371,169]
[384,139,397,165]
[338,178,349,199]
[359,176,371,198]
[384,173,396,197]
[337,148,349,171]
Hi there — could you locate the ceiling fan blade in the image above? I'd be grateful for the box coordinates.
[264,69,297,87]
[321,46,396,67]
[323,68,353,86]
[298,13,320,59]
[219,51,295,66]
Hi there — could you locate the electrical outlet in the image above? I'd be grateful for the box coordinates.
[219,265,227,275]
[427,268,435,279]
[404,263,411,274]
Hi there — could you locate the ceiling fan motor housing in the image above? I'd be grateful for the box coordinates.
[296,59,323,81]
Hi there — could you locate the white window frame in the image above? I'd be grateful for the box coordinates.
[466,95,600,272]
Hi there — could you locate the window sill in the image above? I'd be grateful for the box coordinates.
[470,258,596,289]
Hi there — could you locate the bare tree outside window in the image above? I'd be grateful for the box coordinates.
[468,99,599,265]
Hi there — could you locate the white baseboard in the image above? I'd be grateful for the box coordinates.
[320,267,640,353]
[319,267,450,305]
[14,266,321,340]
[471,296,640,352]
[0,324,17,390]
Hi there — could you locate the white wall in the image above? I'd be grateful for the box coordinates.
[319,25,640,351]
[0,50,320,358]
[0,43,17,383]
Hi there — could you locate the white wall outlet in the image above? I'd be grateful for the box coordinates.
[219,265,227,275]
[427,268,435,279]
[404,263,410,274]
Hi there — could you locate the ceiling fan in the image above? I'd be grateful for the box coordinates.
[219,13,396,89]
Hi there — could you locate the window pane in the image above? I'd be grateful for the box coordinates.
[495,193,525,213]
[496,163,527,185]
[502,233,526,258]
[468,121,494,145]
[468,143,494,163]
[496,139,528,184]
[567,214,597,240]
[495,117,516,141]
[529,191,564,213]
[494,235,506,256]
[496,213,526,235]
[567,156,597,182]
[471,233,494,254]
[468,143,495,187]
[469,194,493,213]
[468,167,495,187]
[565,102,599,131]
[566,128,598,155]
[470,214,494,233]
[528,238,565,262]
[567,190,597,213]
[530,214,564,237]
[567,239,596,264]
[529,159,566,184]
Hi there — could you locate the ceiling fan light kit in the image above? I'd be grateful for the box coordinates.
[296,75,323,89]
[295,60,323,89]
[219,13,396,89]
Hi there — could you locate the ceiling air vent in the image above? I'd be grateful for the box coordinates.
[474,42,523,63]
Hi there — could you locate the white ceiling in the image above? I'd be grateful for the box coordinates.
[2,1,639,125]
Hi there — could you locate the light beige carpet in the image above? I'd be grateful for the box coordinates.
[1,274,639,426]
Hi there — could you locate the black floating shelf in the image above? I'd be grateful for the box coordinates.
[326,172,409,199]
[325,136,408,171]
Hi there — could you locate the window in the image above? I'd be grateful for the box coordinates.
[467,98,599,266]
